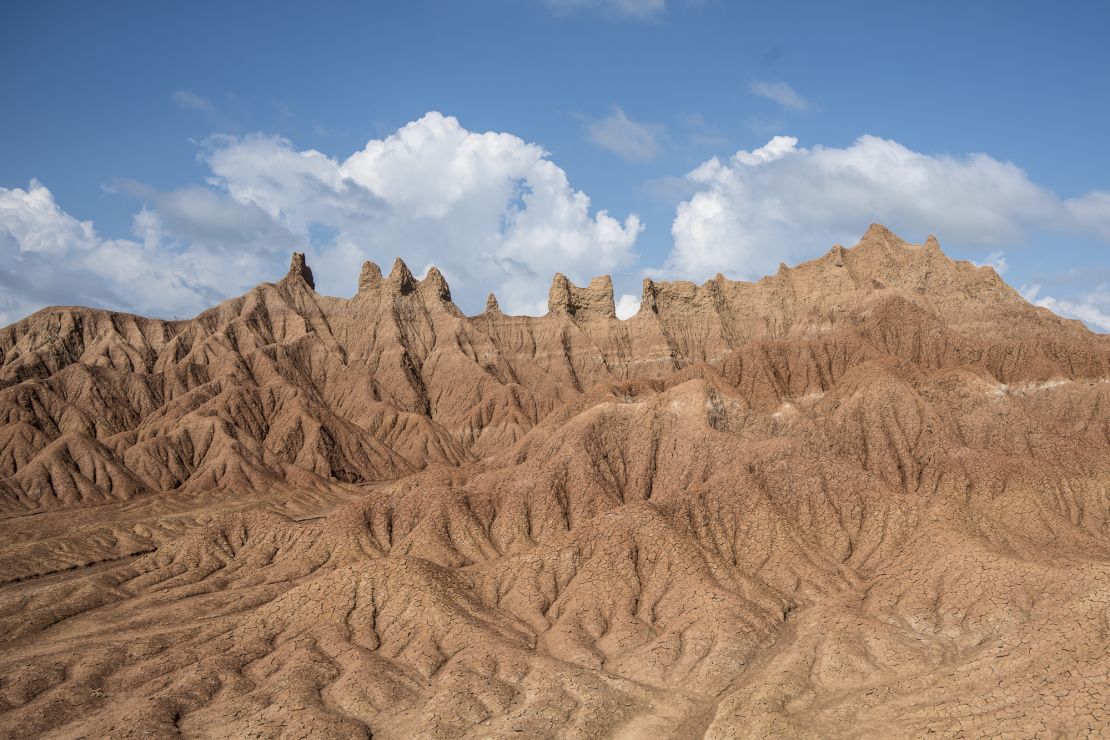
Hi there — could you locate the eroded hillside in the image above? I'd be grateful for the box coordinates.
[0,225,1108,738]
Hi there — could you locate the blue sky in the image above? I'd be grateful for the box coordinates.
[2,0,1109,328]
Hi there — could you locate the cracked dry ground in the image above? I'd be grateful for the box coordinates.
[1,225,1109,738]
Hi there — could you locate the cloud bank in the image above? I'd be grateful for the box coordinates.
[1,112,642,323]
[0,182,230,325]
[663,134,1106,283]
[1023,284,1110,332]
[3,116,1110,332]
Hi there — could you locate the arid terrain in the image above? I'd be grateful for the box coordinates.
[0,224,1107,738]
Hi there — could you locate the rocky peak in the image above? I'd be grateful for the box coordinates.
[358,261,383,293]
[639,278,658,315]
[285,252,315,290]
[548,274,615,319]
[825,244,847,267]
[387,258,416,295]
[234,223,1071,346]
[420,267,452,302]
[860,223,905,249]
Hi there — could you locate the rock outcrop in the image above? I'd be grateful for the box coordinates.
[0,225,1108,738]
[548,273,617,319]
[284,251,315,289]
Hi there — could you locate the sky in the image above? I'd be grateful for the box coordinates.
[1,0,1109,329]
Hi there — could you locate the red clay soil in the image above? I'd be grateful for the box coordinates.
[0,225,1108,737]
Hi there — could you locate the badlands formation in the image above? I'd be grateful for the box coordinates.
[0,225,1108,738]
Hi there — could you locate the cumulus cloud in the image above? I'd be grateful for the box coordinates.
[748,81,812,111]
[586,106,665,162]
[203,112,641,313]
[0,181,249,324]
[0,113,641,322]
[615,293,640,319]
[662,134,1083,280]
[1022,284,1110,333]
[7,118,1110,333]
[974,250,1009,275]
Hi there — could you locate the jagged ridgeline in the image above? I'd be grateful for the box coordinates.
[1,225,1100,511]
[0,225,1109,738]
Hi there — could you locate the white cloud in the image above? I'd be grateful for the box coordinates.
[6,119,1110,335]
[542,0,667,21]
[0,179,97,258]
[0,113,642,322]
[974,250,1009,274]
[1033,287,1110,332]
[662,134,1075,280]
[204,112,641,313]
[615,293,640,319]
[748,81,812,111]
[0,181,250,325]
[586,106,665,162]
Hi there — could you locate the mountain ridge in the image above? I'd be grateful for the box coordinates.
[0,225,1108,738]
[1,224,1106,511]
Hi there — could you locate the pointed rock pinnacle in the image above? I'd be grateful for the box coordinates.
[640,278,658,314]
[287,252,315,290]
[388,258,416,294]
[421,266,452,302]
[548,273,573,314]
[358,261,383,292]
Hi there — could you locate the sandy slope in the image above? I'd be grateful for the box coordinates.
[0,225,1108,737]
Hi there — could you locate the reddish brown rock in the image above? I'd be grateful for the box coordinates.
[0,225,1107,738]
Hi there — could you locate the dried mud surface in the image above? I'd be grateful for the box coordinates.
[1,225,1108,738]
